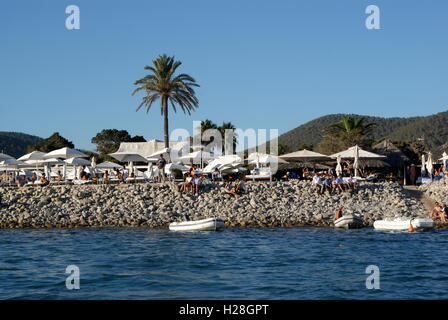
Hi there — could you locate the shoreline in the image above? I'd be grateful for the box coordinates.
[0,180,438,230]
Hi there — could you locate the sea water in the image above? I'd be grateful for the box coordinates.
[0,227,447,299]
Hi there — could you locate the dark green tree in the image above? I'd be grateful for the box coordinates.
[28,132,74,153]
[132,54,200,148]
[91,129,146,155]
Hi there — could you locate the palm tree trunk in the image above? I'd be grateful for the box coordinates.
[162,96,169,148]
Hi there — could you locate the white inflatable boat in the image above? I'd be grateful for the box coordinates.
[334,215,364,229]
[169,218,225,232]
[373,218,435,232]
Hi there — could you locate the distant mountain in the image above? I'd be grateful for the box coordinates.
[260,110,448,157]
[0,132,43,158]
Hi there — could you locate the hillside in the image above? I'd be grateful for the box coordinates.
[259,110,448,157]
[0,132,43,158]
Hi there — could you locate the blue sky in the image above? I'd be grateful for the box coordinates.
[1,0,447,151]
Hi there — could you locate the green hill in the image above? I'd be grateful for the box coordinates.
[262,110,448,157]
[0,132,43,158]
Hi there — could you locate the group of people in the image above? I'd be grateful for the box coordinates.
[223,174,247,198]
[312,173,358,194]
[432,202,447,223]
[180,165,203,194]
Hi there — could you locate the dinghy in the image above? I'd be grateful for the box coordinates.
[334,215,364,229]
[373,218,435,232]
[169,218,225,232]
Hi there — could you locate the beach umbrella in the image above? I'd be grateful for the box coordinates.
[179,150,215,167]
[280,149,330,162]
[247,153,287,165]
[128,161,134,176]
[441,152,448,171]
[44,147,88,159]
[0,153,14,161]
[148,147,182,163]
[17,151,46,161]
[203,155,243,173]
[353,145,360,177]
[330,146,386,160]
[421,154,427,176]
[109,152,148,163]
[426,152,433,177]
[336,155,343,176]
[96,161,123,169]
[64,158,91,166]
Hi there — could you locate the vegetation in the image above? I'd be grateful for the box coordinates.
[28,132,74,153]
[0,132,42,158]
[91,129,146,155]
[315,116,376,154]
[259,111,448,157]
[133,54,199,148]
[197,119,238,153]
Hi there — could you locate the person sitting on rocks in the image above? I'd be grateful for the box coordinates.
[224,176,246,198]
[31,173,37,184]
[323,175,333,194]
[192,174,203,195]
[312,173,323,194]
[335,207,344,220]
[346,175,357,192]
[56,170,63,182]
[333,175,345,193]
[103,170,110,181]
[40,173,49,186]
[432,202,447,223]
[181,172,193,193]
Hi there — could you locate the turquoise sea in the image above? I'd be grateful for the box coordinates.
[0,227,447,299]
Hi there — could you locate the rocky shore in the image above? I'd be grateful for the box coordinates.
[420,179,448,204]
[0,180,431,229]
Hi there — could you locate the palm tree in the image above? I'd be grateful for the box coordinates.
[219,122,238,153]
[132,54,200,148]
[326,116,376,136]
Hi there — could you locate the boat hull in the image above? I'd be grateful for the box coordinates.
[169,218,225,232]
[334,215,364,229]
[373,218,435,231]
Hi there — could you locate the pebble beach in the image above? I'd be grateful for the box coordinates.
[0,180,433,229]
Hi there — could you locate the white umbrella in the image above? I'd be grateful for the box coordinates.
[248,153,286,165]
[421,154,427,176]
[426,152,433,177]
[280,149,330,162]
[109,152,148,163]
[148,147,182,163]
[336,155,343,176]
[65,157,91,166]
[441,152,448,171]
[96,161,123,169]
[353,145,360,177]
[17,151,46,161]
[203,155,243,173]
[44,147,88,159]
[330,146,386,160]
[0,152,14,161]
[179,150,215,167]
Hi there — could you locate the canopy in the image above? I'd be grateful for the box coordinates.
[109,152,148,163]
[0,153,14,161]
[280,149,330,162]
[96,161,123,169]
[372,140,409,167]
[65,157,91,166]
[165,163,189,172]
[44,147,88,159]
[203,155,243,173]
[0,159,25,169]
[247,152,287,165]
[330,146,386,160]
[17,151,46,161]
[179,151,215,163]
